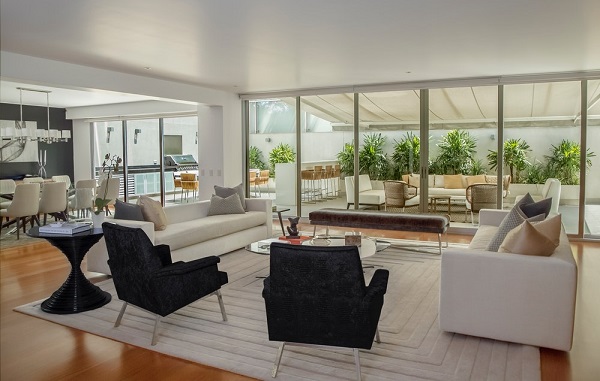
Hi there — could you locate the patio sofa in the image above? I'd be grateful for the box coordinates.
[86,198,272,275]
[344,175,386,209]
[439,208,577,351]
[401,173,511,197]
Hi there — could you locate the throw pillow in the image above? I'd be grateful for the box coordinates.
[531,213,562,246]
[214,183,246,210]
[137,195,168,231]
[207,193,246,216]
[444,174,463,189]
[498,218,560,256]
[408,174,420,188]
[113,199,144,221]
[520,197,552,219]
[485,193,539,252]
[466,174,486,186]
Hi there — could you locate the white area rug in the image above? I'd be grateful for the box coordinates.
[15,245,540,381]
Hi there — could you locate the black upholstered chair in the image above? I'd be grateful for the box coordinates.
[102,223,229,345]
[263,242,389,381]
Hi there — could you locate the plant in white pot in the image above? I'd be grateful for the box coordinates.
[92,154,122,227]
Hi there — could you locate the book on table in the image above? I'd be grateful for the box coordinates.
[39,222,92,235]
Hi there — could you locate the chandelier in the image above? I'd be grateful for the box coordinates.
[1,87,71,143]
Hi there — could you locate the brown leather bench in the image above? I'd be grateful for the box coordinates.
[308,208,449,254]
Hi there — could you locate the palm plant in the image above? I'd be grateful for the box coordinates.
[487,138,531,182]
[268,143,296,176]
[545,139,595,185]
[336,142,355,176]
[391,132,420,179]
[432,129,477,175]
[359,133,389,180]
[249,146,266,170]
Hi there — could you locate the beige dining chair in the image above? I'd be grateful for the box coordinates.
[38,181,68,225]
[23,177,45,184]
[51,175,72,191]
[69,179,97,218]
[0,179,17,210]
[0,183,41,239]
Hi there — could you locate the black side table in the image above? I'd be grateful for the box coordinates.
[27,226,111,314]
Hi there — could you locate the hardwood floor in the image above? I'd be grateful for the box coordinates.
[1,226,598,380]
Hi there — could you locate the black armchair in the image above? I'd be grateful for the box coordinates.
[263,242,389,380]
[102,223,229,345]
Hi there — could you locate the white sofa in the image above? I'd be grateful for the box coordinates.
[344,175,386,209]
[439,209,577,351]
[87,198,272,275]
[402,173,511,197]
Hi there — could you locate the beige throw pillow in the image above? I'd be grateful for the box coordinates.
[466,174,486,186]
[408,174,420,188]
[444,174,464,189]
[137,195,168,231]
[498,216,561,256]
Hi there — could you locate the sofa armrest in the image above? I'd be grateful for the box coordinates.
[478,208,509,227]
[440,247,577,350]
[245,198,273,236]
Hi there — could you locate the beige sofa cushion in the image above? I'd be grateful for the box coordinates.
[466,174,486,186]
[444,175,464,189]
[156,211,267,251]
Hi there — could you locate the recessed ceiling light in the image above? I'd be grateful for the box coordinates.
[144,67,151,70]
[406,71,412,74]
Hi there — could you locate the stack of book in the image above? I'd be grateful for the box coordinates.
[39,222,92,235]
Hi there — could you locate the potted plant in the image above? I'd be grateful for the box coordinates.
[249,146,266,170]
[93,154,122,225]
[432,129,477,175]
[391,132,420,179]
[336,142,355,177]
[358,133,389,180]
[268,143,295,176]
[487,138,531,182]
[545,139,595,185]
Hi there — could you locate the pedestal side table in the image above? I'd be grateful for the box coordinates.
[27,226,111,314]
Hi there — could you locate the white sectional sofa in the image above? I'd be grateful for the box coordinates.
[344,174,386,209]
[439,208,577,351]
[87,198,272,275]
[402,173,511,197]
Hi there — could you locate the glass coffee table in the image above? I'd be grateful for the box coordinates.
[246,236,388,259]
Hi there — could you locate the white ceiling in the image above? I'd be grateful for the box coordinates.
[1,0,600,107]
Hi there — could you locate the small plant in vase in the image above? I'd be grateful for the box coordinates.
[94,153,122,217]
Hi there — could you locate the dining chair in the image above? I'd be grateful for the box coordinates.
[38,181,68,225]
[69,179,97,218]
[51,175,73,191]
[172,173,182,201]
[0,183,41,239]
[0,179,16,210]
[180,173,199,202]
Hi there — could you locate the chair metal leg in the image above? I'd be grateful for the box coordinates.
[272,342,286,378]
[375,328,381,343]
[114,302,128,327]
[353,348,362,381]
[151,314,161,346]
[216,289,227,321]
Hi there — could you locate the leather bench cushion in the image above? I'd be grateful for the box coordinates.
[309,208,448,234]
[155,211,267,251]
